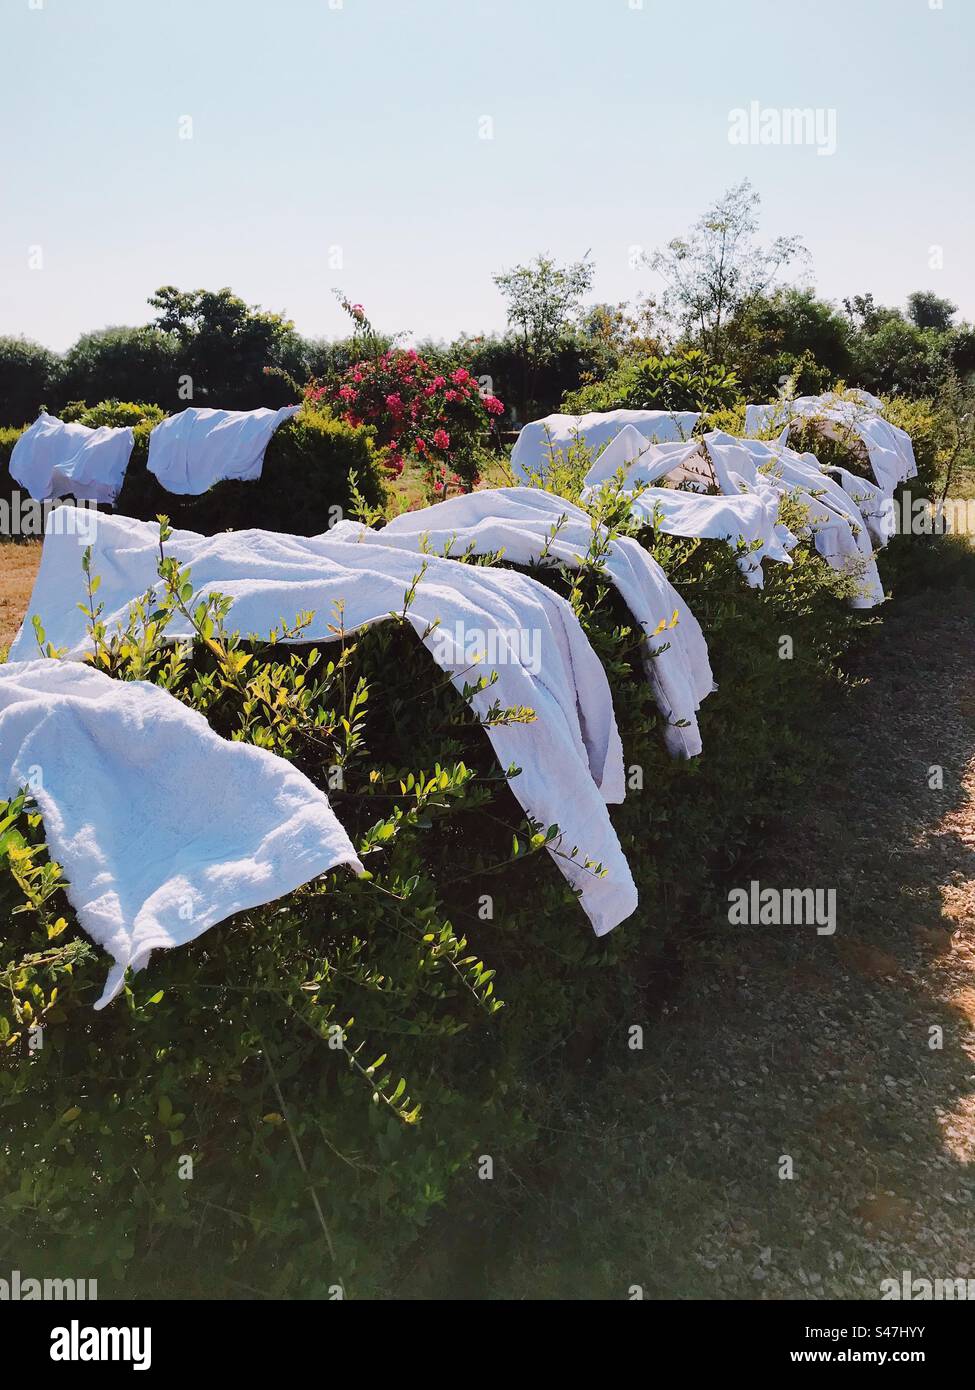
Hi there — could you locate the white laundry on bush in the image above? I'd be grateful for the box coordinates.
[0,658,365,1009]
[9,412,135,504]
[703,431,886,609]
[12,512,637,938]
[744,391,917,496]
[510,409,700,483]
[348,486,715,759]
[146,405,299,495]
[581,425,712,491]
[823,463,897,548]
[579,424,795,589]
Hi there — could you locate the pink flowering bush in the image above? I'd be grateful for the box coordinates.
[307,300,504,496]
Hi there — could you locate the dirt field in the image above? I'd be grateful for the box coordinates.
[0,542,41,654]
[469,583,975,1299]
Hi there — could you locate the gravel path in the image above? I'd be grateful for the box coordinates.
[635,585,975,1297]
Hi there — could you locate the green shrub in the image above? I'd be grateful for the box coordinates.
[117,404,386,535]
[60,399,166,431]
[56,328,179,415]
[2,402,385,541]
[563,349,740,416]
[0,336,59,428]
[0,452,894,1296]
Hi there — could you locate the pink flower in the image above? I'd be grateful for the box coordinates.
[385,392,404,413]
[444,389,459,402]
[338,385,357,402]
[451,368,471,385]
[351,303,365,320]
[433,428,450,450]
[415,437,427,454]
[483,395,504,415]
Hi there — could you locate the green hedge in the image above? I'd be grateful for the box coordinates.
[1,398,968,1296]
[1,402,387,540]
[0,467,898,1298]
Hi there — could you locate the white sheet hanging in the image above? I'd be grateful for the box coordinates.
[703,432,885,609]
[9,412,135,504]
[0,658,364,1009]
[342,486,715,759]
[146,405,300,495]
[582,424,713,491]
[579,429,795,589]
[510,409,700,483]
[823,464,896,547]
[744,393,917,495]
[11,512,637,937]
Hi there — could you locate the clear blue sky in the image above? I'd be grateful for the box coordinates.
[2,0,972,351]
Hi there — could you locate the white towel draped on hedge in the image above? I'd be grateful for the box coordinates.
[582,424,712,491]
[0,659,365,1009]
[11,513,637,937]
[9,412,135,504]
[823,463,896,547]
[344,486,715,759]
[579,429,796,588]
[510,409,700,483]
[703,432,886,609]
[744,392,917,495]
[147,406,300,495]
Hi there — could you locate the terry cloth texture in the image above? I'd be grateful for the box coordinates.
[0,658,364,1009]
[11,512,637,937]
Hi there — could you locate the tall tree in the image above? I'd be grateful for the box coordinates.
[148,286,306,408]
[650,180,807,359]
[906,290,957,333]
[493,253,594,418]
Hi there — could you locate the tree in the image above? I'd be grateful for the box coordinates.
[847,314,948,397]
[906,290,957,333]
[148,286,307,408]
[493,253,594,418]
[842,293,901,335]
[650,180,807,359]
[727,288,852,396]
[57,326,178,412]
[0,336,59,427]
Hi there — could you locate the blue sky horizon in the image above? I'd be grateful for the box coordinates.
[2,0,972,352]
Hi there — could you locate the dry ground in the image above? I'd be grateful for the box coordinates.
[477,583,975,1299]
[0,542,41,654]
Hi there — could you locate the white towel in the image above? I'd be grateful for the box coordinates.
[580,441,795,589]
[0,659,365,1009]
[11,513,637,937]
[511,409,700,483]
[9,412,134,504]
[360,487,715,759]
[582,425,711,491]
[744,393,917,495]
[824,464,896,548]
[704,432,885,609]
[147,406,300,495]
